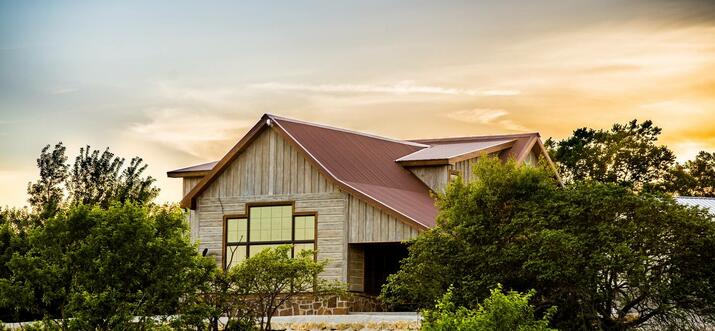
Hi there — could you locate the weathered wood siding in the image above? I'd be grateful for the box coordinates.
[193,128,348,282]
[408,166,449,193]
[347,195,420,243]
[347,245,365,292]
[182,177,203,196]
[453,157,479,183]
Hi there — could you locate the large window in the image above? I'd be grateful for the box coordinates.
[224,205,315,270]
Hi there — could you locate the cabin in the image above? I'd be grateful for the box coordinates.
[168,114,558,306]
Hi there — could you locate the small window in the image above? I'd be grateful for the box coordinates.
[225,205,316,270]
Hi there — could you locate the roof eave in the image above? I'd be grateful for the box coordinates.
[167,170,211,178]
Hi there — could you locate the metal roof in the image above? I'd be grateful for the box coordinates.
[272,115,438,228]
[172,114,555,229]
[396,139,516,164]
[677,196,715,216]
[167,161,217,177]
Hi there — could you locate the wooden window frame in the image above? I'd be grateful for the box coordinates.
[222,201,318,270]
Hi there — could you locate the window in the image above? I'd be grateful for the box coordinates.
[224,205,316,270]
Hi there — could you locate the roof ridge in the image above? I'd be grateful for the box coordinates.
[266,113,429,148]
[410,132,540,143]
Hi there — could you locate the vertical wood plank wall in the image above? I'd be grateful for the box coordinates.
[347,245,365,292]
[347,195,419,243]
[407,166,449,194]
[183,177,204,242]
[182,177,203,196]
[452,157,479,184]
[193,128,348,282]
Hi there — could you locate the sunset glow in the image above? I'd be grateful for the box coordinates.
[1,1,714,207]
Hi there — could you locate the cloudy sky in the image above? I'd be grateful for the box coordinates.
[1,0,714,207]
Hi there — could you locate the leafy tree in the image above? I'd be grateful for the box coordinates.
[382,157,715,330]
[664,151,715,197]
[172,262,256,331]
[0,203,213,328]
[67,146,159,207]
[422,285,557,331]
[27,143,68,218]
[26,143,159,213]
[232,245,345,331]
[0,208,36,323]
[545,120,676,190]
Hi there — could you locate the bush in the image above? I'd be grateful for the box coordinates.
[0,203,214,329]
[422,285,556,331]
[383,157,715,330]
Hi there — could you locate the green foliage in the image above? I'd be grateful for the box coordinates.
[545,119,675,190]
[663,151,715,197]
[422,285,557,331]
[26,143,159,215]
[546,119,714,197]
[0,208,36,322]
[171,265,256,331]
[231,245,346,331]
[382,157,715,330]
[67,146,159,207]
[172,245,345,331]
[0,203,214,329]
[26,143,68,218]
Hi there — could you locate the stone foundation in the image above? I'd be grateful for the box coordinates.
[274,293,385,316]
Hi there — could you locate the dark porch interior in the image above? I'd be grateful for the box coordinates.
[361,243,409,295]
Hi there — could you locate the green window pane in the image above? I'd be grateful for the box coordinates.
[249,206,291,242]
[226,245,246,270]
[227,218,247,243]
[294,216,315,240]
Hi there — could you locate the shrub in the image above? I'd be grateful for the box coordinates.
[422,285,557,331]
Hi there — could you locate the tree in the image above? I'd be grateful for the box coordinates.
[27,143,68,218]
[382,157,715,330]
[545,120,676,190]
[0,208,36,323]
[664,151,715,197]
[421,285,557,331]
[232,245,345,331]
[0,203,214,328]
[67,146,158,207]
[26,143,159,213]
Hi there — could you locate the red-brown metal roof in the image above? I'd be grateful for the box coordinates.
[167,161,217,177]
[270,115,438,228]
[175,114,556,230]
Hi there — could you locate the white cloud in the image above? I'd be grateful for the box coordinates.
[129,108,252,158]
[446,108,509,124]
[446,108,530,132]
[250,81,520,97]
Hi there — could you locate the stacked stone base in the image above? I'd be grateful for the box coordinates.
[274,293,384,316]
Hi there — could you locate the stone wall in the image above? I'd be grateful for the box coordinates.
[274,293,385,316]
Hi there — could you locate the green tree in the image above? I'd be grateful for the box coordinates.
[27,143,68,218]
[67,146,159,207]
[382,157,715,330]
[421,285,557,331]
[0,203,213,329]
[545,120,675,190]
[0,208,36,323]
[232,245,345,331]
[664,151,715,197]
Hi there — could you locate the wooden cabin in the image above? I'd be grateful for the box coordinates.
[168,114,557,298]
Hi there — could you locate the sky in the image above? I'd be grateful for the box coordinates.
[1,0,714,208]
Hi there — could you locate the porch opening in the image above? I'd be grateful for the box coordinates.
[349,243,409,295]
